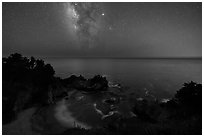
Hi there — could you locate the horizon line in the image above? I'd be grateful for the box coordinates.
[2,54,202,59]
[41,56,202,59]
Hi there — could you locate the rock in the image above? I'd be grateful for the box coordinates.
[132,99,161,123]
[108,82,121,88]
[163,99,179,108]
[62,75,108,93]
[103,97,120,104]
[88,75,108,90]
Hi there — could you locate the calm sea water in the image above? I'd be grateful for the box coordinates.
[44,58,202,99]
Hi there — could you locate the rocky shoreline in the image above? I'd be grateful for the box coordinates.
[2,53,202,135]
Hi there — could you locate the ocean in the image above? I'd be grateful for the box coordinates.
[44,58,202,99]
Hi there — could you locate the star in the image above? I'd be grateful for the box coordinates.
[109,26,112,30]
[101,13,105,16]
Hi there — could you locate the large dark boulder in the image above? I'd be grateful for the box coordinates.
[62,75,108,92]
[87,75,108,91]
[103,97,120,105]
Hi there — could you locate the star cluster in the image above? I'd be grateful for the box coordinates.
[65,2,106,49]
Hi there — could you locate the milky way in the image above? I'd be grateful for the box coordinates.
[66,2,105,49]
[3,2,202,57]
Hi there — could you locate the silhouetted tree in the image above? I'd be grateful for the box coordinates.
[174,81,201,112]
[29,56,36,69]
[3,53,55,85]
[2,53,56,124]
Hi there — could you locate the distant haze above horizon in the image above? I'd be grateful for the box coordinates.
[3,2,202,58]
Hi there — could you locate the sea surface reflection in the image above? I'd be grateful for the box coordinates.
[44,58,201,99]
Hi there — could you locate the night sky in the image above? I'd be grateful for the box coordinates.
[2,2,202,58]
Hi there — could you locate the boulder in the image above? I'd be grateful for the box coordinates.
[62,75,109,92]
[103,97,120,104]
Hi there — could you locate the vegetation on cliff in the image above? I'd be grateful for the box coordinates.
[3,53,109,124]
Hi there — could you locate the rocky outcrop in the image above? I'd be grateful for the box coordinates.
[103,97,120,105]
[62,75,108,92]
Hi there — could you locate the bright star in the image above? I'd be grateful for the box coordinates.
[102,13,105,16]
[109,26,112,30]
